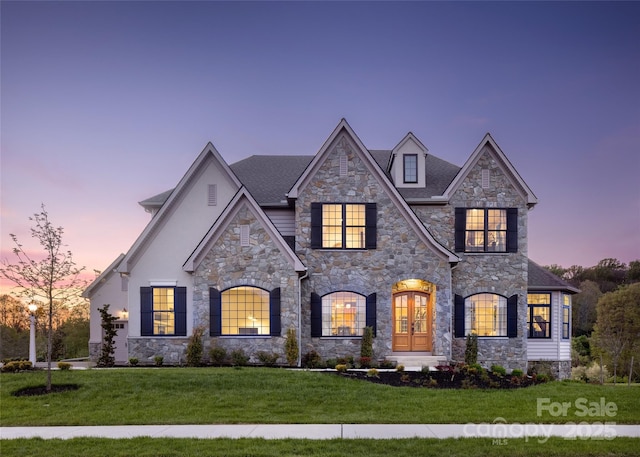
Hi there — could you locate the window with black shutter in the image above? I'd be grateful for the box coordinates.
[310,203,376,250]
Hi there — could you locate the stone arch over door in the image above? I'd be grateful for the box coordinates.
[392,279,436,352]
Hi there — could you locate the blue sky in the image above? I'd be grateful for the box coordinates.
[1,1,639,285]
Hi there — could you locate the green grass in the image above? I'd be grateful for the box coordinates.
[2,368,639,426]
[1,437,640,457]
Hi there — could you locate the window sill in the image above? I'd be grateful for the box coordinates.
[318,336,363,339]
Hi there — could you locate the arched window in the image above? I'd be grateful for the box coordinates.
[465,293,507,337]
[221,286,269,335]
[321,291,366,336]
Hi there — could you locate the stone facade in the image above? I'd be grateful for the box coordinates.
[91,122,577,375]
[415,146,530,372]
[295,133,453,362]
[191,202,301,364]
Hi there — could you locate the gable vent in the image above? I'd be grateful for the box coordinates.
[339,155,348,177]
[240,225,250,246]
[481,169,490,189]
[208,184,217,206]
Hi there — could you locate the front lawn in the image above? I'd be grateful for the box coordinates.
[1,368,639,426]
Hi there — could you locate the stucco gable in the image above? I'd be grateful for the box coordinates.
[183,187,306,273]
[118,142,242,274]
[82,253,125,298]
[443,133,537,207]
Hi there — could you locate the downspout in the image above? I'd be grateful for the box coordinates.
[449,261,459,361]
[297,270,309,367]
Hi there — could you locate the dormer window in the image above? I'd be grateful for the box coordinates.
[403,154,418,184]
[390,133,428,188]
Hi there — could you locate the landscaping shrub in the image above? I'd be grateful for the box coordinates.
[284,328,298,366]
[366,368,379,378]
[465,333,478,365]
[396,364,405,372]
[209,345,227,366]
[186,326,204,367]
[379,359,395,369]
[97,305,117,367]
[154,356,164,366]
[1,360,33,372]
[301,350,324,368]
[256,351,279,367]
[57,361,72,371]
[358,356,372,368]
[511,368,524,377]
[230,348,249,366]
[491,364,507,377]
[360,326,374,358]
[335,364,348,373]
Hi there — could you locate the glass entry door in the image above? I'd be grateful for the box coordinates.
[392,292,431,351]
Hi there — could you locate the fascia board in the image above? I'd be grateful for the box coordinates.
[118,143,240,274]
[83,253,125,298]
[287,119,367,199]
[442,134,538,205]
[184,188,306,273]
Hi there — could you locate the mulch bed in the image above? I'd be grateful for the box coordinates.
[12,384,80,397]
[332,369,539,389]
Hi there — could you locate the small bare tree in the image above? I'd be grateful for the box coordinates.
[0,205,86,392]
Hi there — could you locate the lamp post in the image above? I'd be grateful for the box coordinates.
[28,303,38,365]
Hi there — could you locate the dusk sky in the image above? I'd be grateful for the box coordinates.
[2,1,639,289]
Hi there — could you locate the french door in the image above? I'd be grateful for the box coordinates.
[392,292,431,351]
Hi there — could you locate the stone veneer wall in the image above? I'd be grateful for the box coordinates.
[190,203,301,364]
[295,133,453,362]
[415,145,530,372]
[528,360,572,380]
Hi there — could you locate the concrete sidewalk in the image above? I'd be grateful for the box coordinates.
[2,424,639,440]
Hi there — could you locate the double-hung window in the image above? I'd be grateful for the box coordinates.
[455,207,518,253]
[140,286,187,336]
[527,293,551,338]
[562,294,571,339]
[403,154,418,183]
[310,203,376,249]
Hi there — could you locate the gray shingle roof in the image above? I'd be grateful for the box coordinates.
[140,149,459,206]
[229,155,313,206]
[528,259,580,293]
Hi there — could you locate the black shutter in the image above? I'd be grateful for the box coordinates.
[454,208,466,252]
[270,287,281,336]
[506,208,518,253]
[209,288,221,337]
[454,294,465,337]
[174,287,187,336]
[365,203,377,249]
[310,293,322,337]
[507,294,518,337]
[140,287,153,336]
[366,293,377,336]
[310,203,322,249]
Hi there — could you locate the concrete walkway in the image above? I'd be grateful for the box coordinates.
[2,424,639,440]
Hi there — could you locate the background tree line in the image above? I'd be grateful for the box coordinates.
[0,293,89,361]
[546,258,640,381]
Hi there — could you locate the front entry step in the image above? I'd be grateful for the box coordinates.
[385,355,447,371]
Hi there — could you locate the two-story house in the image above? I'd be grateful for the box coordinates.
[84,119,578,378]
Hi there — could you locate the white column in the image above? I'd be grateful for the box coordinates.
[29,314,37,365]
